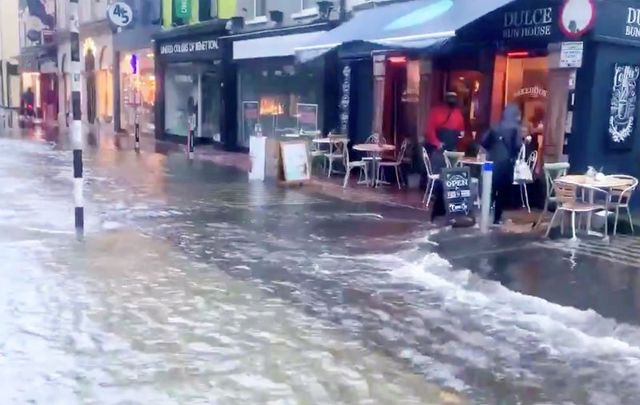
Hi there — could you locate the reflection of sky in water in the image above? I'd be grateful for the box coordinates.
[384,0,454,31]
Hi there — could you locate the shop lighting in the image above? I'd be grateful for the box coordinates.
[388,56,407,64]
[507,51,529,57]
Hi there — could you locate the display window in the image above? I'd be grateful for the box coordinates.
[164,63,199,137]
[120,51,156,134]
[237,61,323,148]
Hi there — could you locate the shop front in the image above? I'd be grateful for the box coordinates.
[229,25,334,150]
[154,22,228,144]
[114,20,161,136]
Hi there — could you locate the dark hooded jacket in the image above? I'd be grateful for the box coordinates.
[481,104,523,183]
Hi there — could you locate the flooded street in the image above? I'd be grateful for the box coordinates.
[2,133,640,404]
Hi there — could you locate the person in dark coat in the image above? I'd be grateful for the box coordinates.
[481,104,523,225]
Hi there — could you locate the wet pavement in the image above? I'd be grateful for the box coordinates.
[2,128,640,404]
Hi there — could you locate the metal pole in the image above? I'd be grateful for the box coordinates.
[480,162,493,233]
[188,114,194,160]
[134,85,140,152]
[69,0,83,238]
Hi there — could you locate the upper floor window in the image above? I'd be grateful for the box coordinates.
[302,0,317,10]
[254,0,267,17]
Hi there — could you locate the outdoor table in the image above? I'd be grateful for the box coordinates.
[461,157,494,208]
[353,143,396,187]
[556,174,634,239]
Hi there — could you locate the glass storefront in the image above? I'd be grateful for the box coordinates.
[119,50,156,134]
[164,63,198,137]
[164,62,220,140]
[237,60,324,148]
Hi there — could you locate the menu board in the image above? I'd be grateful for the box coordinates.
[280,141,310,183]
[442,167,472,217]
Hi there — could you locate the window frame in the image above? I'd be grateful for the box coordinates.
[301,0,317,10]
[254,0,267,18]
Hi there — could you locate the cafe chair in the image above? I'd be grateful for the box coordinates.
[378,139,408,190]
[444,151,465,168]
[520,150,538,213]
[325,138,346,178]
[343,144,369,188]
[534,162,570,229]
[608,174,638,235]
[421,146,440,207]
[309,133,327,174]
[545,179,609,240]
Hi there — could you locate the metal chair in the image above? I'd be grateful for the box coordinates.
[378,139,408,190]
[343,143,369,188]
[546,179,608,240]
[520,150,538,213]
[608,174,638,235]
[421,146,440,207]
[534,162,570,229]
[325,139,346,178]
[444,151,465,168]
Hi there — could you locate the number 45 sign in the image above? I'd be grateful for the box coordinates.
[108,2,133,28]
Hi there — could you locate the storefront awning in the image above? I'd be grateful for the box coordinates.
[295,0,514,61]
[233,31,327,60]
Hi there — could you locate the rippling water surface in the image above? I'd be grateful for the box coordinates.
[1,135,640,404]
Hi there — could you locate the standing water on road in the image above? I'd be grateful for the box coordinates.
[1,135,640,404]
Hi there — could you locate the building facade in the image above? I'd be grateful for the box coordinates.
[0,0,21,128]
[113,0,162,136]
[18,0,58,125]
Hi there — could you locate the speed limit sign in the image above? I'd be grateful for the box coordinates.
[107,2,133,28]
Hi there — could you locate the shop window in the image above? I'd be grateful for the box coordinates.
[120,51,156,134]
[447,70,484,137]
[238,62,324,148]
[302,0,316,10]
[165,64,198,137]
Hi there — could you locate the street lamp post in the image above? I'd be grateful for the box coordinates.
[69,0,84,238]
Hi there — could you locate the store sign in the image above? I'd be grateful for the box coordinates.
[160,40,218,55]
[503,7,554,39]
[158,36,221,61]
[108,2,133,28]
[514,86,548,98]
[626,8,640,37]
[174,0,191,19]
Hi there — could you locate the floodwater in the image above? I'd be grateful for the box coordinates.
[1,133,640,404]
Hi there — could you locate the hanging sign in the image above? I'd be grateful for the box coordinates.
[107,2,133,28]
[560,41,584,68]
[174,0,191,20]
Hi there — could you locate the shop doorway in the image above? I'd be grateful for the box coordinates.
[504,53,549,161]
[382,57,419,152]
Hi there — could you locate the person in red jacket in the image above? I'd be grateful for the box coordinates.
[425,92,466,221]
[425,91,465,153]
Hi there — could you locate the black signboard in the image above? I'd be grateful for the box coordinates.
[442,167,473,218]
[157,35,222,62]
